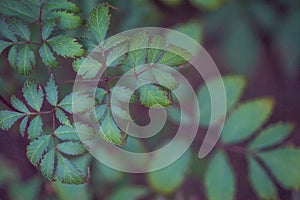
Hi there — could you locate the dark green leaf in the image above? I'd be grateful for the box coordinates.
[88,4,110,43]
[8,45,18,69]
[53,11,82,30]
[57,141,86,156]
[26,135,51,166]
[39,43,58,68]
[48,35,85,58]
[108,186,149,200]
[100,108,122,145]
[58,92,94,113]
[44,0,80,13]
[147,149,192,194]
[55,108,71,127]
[27,115,43,140]
[204,150,235,200]
[10,95,30,113]
[0,20,17,42]
[248,156,278,200]
[0,110,24,130]
[56,153,86,184]
[0,0,36,22]
[17,45,35,75]
[55,125,80,141]
[0,40,12,54]
[19,115,29,137]
[248,123,294,150]
[198,75,246,126]
[9,18,31,40]
[258,147,300,190]
[42,20,56,40]
[221,98,274,144]
[45,76,58,106]
[22,81,44,111]
[139,84,171,108]
[40,149,55,180]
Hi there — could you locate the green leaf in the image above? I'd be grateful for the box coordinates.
[151,68,179,90]
[27,115,43,140]
[248,123,294,150]
[59,92,94,113]
[0,20,17,42]
[53,11,82,30]
[26,135,51,166]
[57,141,86,156]
[111,86,137,103]
[10,96,30,113]
[147,149,191,194]
[17,45,35,75]
[0,0,36,22]
[148,35,165,63]
[74,57,102,79]
[19,116,29,137]
[127,32,148,66]
[55,108,71,127]
[0,110,24,130]
[53,182,89,200]
[157,44,191,66]
[44,0,80,13]
[198,75,246,126]
[103,34,128,50]
[100,108,122,145]
[40,149,55,180]
[45,76,58,106]
[8,18,31,40]
[39,43,58,68]
[42,20,56,40]
[56,153,86,184]
[107,186,149,200]
[95,88,107,103]
[88,4,110,43]
[48,35,85,58]
[221,98,274,144]
[247,156,278,200]
[8,45,18,69]
[139,84,171,108]
[55,125,80,141]
[174,20,203,42]
[258,147,300,190]
[204,150,236,200]
[22,81,44,111]
[0,40,12,54]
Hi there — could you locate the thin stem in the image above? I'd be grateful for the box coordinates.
[29,110,53,115]
[51,109,57,150]
[13,41,40,45]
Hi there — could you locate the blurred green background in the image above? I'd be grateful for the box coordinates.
[1,0,300,199]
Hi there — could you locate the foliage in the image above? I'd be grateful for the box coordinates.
[0,0,299,200]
